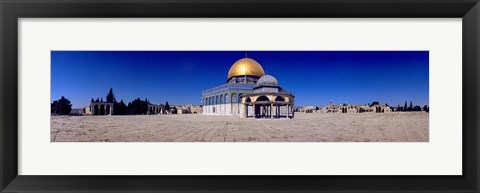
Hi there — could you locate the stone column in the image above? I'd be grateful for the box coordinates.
[287,104,290,118]
[243,104,247,118]
[278,105,281,118]
[239,103,244,118]
[263,105,266,118]
[270,104,273,119]
[260,105,262,118]
[292,103,295,119]
[276,105,278,118]
[267,105,270,118]
[252,103,256,118]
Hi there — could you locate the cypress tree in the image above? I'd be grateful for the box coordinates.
[106,88,115,103]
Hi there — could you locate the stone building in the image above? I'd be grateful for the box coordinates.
[202,56,295,119]
[89,102,114,115]
[318,101,392,114]
[190,105,203,114]
[70,109,83,115]
[370,104,392,113]
[82,107,92,115]
[337,104,359,113]
[175,105,194,114]
[148,104,165,115]
[295,107,305,112]
[303,106,317,113]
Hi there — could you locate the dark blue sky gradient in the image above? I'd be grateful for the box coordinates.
[51,51,429,108]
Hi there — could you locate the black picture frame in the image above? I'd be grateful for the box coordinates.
[1,0,479,192]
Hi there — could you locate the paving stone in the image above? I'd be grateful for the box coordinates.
[51,113,428,142]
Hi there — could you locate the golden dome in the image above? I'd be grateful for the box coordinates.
[227,57,265,80]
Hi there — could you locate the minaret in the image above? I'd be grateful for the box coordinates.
[329,99,333,110]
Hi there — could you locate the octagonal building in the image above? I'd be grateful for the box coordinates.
[201,56,295,119]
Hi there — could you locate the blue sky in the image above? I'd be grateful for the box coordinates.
[51,51,429,108]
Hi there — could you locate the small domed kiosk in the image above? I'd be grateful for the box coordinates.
[240,74,295,119]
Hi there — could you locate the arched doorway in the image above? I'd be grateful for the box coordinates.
[100,105,105,115]
[106,105,111,115]
[274,96,285,118]
[94,105,99,115]
[255,96,270,118]
[245,97,252,117]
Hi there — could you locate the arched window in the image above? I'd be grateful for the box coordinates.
[256,96,269,102]
[220,95,223,104]
[237,93,242,103]
[275,96,285,102]
[231,93,237,104]
[224,94,227,104]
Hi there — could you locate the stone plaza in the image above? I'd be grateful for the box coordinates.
[51,112,428,142]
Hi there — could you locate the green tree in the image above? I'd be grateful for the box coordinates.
[127,97,148,115]
[106,88,116,103]
[127,102,132,114]
[408,101,413,111]
[51,101,59,114]
[404,101,408,112]
[143,98,149,113]
[51,96,72,115]
[413,105,422,111]
[423,105,429,112]
[165,101,170,112]
[114,99,128,115]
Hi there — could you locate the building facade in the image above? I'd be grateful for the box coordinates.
[89,102,114,115]
[315,101,393,114]
[148,104,165,115]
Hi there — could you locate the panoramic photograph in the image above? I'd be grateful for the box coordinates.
[51,51,429,142]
